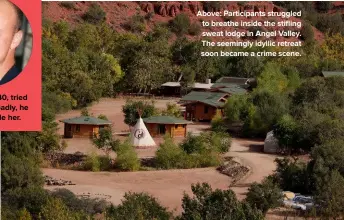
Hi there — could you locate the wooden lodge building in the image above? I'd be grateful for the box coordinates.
[142,116,192,137]
[179,77,255,121]
[180,92,228,121]
[60,116,112,138]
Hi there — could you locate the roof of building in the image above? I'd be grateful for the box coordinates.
[216,77,251,84]
[161,82,180,87]
[143,116,192,124]
[180,91,227,107]
[321,71,344,78]
[161,82,213,89]
[193,82,213,89]
[212,85,248,94]
[211,77,253,89]
[60,116,112,125]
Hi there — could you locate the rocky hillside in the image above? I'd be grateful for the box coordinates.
[42,1,343,42]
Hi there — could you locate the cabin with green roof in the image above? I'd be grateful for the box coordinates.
[180,91,228,121]
[143,116,192,137]
[60,116,112,138]
[321,71,344,78]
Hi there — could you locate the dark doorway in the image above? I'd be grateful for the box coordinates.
[158,124,166,135]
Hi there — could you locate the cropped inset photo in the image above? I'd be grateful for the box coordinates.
[0,0,32,86]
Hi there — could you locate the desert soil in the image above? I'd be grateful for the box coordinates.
[44,98,278,215]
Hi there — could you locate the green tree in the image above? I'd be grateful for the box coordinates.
[106,192,171,220]
[211,111,227,132]
[273,158,315,194]
[161,103,182,118]
[92,127,119,155]
[273,114,298,152]
[115,140,140,171]
[155,135,187,169]
[170,13,191,36]
[224,94,249,123]
[314,170,344,218]
[242,90,289,137]
[38,198,85,220]
[245,178,283,214]
[83,3,106,24]
[178,183,264,220]
[257,63,288,93]
[122,100,158,126]
[311,139,344,179]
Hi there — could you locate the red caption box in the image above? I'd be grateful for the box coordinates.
[0,0,41,131]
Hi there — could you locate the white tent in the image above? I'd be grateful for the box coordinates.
[130,117,156,147]
[264,131,280,153]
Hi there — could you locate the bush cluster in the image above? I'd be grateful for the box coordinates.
[155,132,231,169]
[83,152,112,172]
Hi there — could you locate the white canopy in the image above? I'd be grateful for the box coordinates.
[130,117,156,147]
[264,131,280,153]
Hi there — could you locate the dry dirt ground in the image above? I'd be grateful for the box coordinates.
[44,98,278,215]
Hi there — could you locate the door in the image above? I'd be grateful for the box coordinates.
[65,124,73,138]
[158,124,166,135]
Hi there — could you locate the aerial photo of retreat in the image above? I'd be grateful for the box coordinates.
[2,1,344,220]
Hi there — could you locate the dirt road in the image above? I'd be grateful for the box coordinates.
[43,167,231,213]
[226,138,278,199]
[42,139,277,214]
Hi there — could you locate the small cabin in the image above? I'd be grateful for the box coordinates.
[60,116,112,138]
[142,116,192,137]
[180,91,228,121]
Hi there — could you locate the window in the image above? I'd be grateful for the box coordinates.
[76,125,80,132]
[204,105,209,114]
[175,125,178,129]
[182,125,186,128]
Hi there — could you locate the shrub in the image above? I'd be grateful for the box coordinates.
[273,114,298,152]
[188,22,202,36]
[83,152,100,172]
[38,198,87,220]
[193,151,222,167]
[115,141,140,171]
[106,192,172,219]
[180,133,206,154]
[145,12,155,21]
[211,111,227,132]
[98,155,112,171]
[59,2,76,10]
[273,157,315,194]
[161,103,182,118]
[83,3,106,24]
[156,133,227,169]
[51,189,108,215]
[300,22,314,42]
[208,131,231,153]
[181,131,231,154]
[169,13,190,36]
[245,178,283,214]
[155,135,186,169]
[124,14,146,33]
[178,183,264,220]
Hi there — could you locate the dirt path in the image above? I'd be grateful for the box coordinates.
[43,167,232,213]
[42,138,277,213]
[226,138,278,199]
